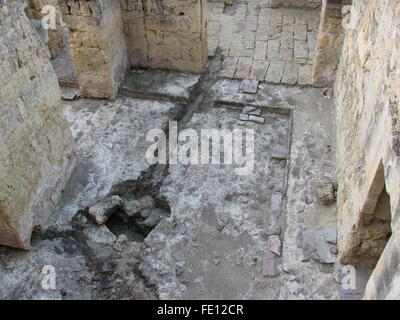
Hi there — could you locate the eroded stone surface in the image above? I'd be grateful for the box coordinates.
[0,0,74,250]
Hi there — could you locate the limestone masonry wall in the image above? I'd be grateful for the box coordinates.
[268,0,321,9]
[0,0,74,249]
[59,0,128,99]
[312,0,346,87]
[120,0,208,73]
[334,0,400,299]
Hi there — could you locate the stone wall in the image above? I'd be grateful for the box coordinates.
[59,0,128,99]
[0,0,74,250]
[268,0,322,9]
[334,0,400,298]
[312,0,346,87]
[120,0,208,73]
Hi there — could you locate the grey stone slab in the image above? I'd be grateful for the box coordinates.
[234,57,253,79]
[294,23,308,41]
[268,235,282,256]
[263,250,280,277]
[282,62,299,85]
[220,57,239,78]
[323,228,338,244]
[254,41,268,60]
[250,60,270,81]
[271,192,283,212]
[249,115,265,123]
[267,39,280,59]
[302,229,336,264]
[271,144,289,160]
[265,60,284,84]
[294,40,309,63]
[298,64,313,85]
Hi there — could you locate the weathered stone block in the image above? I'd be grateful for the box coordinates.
[0,0,74,250]
[120,0,208,73]
[61,0,128,99]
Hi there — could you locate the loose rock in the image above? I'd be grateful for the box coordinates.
[88,195,123,225]
[249,115,265,124]
[240,79,259,94]
[315,178,336,205]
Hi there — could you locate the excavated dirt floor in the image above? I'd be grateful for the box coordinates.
[0,47,361,299]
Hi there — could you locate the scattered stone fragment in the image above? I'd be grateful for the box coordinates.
[263,251,280,277]
[323,228,337,244]
[144,214,162,228]
[267,235,282,256]
[240,79,259,94]
[302,229,336,264]
[84,224,117,245]
[113,234,129,252]
[242,106,261,116]
[271,144,289,160]
[296,203,305,213]
[213,251,221,265]
[249,115,265,124]
[315,178,336,205]
[239,113,249,121]
[88,195,123,225]
[242,106,257,113]
[174,251,185,261]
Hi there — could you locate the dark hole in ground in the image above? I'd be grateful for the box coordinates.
[105,195,171,242]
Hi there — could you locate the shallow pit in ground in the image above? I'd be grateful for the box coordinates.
[104,194,171,242]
